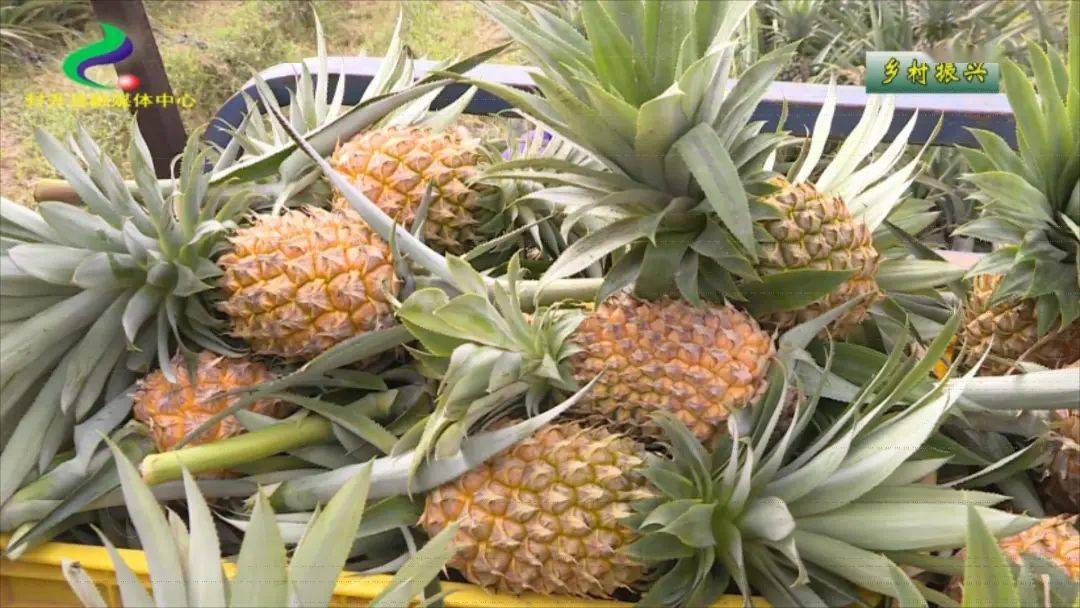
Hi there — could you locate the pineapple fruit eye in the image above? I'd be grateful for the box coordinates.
[218,206,400,360]
[419,422,650,598]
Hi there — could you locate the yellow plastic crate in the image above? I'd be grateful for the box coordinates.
[1,535,757,607]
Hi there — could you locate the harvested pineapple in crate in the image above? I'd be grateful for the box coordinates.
[1,0,1078,607]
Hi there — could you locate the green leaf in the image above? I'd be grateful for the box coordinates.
[270,381,593,510]
[61,559,108,608]
[767,427,854,504]
[121,285,162,344]
[581,1,640,103]
[95,527,155,607]
[8,244,91,285]
[1001,60,1052,198]
[33,129,120,227]
[790,388,955,516]
[179,469,226,607]
[675,124,756,254]
[966,171,1053,225]
[876,259,967,292]
[540,213,664,287]
[635,87,690,189]
[624,532,695,562]
[960,506,1020,608]
[105,439,188,607]
[289,463,372,607]
[888,562,929,608]
[661,502,716,548]
[230,491,288,608]
[740,496,796,542]
[795,530,913,598]
[642,498,700,529]
[636,232,694,299]
[798,503,1036,552]
[961,368,1080,411]
[369,523,460,608]
[742,269,853,314]
[650,0,692,96]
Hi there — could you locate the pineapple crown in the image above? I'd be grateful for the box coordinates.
[393,253,584,471]
[62,442,459,608]
[0,124,252,506]
[956,2,1080,334]
[622,322,1035,608]
[764,0,826,44]
[468,0,950,308]
[465,0,794,301]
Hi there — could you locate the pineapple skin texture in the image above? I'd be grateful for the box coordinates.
[755,178,882,337]
[950,515,1079,600]
[218,207,399,360]
[419,422,651,598]
[570,294,774,445]
[132,351,289,452]
[330,125,487,255]
[997,515,1080,580]
[959,274,1080,375]
[1042,405,1080,514]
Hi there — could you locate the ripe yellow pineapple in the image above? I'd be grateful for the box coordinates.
[330,125,490,255]
[997,516,1080,579]
[418,421,651,598]
[755,177,882,336]
[569,294,775,445]
[950,515,1079,599]
[958,275,1080,375]
[218,206,400,359]
[1041,402,1080,514]
[133,351,290,452]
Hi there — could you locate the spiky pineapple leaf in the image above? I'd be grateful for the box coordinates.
[741,269,854,314]
[675,124,756,253]
[60,560,108,608]
[961,506,1022,608]
[289,463,372,607]
[104,438,188,607]
[269,377,593,511]
[368,523,460,608]
[230,490,288,608]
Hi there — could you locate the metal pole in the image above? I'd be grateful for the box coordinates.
[89,0,186,177]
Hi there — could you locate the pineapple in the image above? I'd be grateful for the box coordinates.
[418,421,650,597]
[955,7,1080,375]
[569,294,774,444]
[394,256,775,459]
[132,351,289,453]
[996,515,1080,580]
[959,275,1080,374]
[478,1,940,339]
[949,515,1079,601]
[218,206,400,359]
[1040,404,1080,514]
[755,177,882,336]
[330,125,493,255]
[951,508,1079,608]
[418,352,1035,606]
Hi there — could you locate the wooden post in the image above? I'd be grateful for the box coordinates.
[89,0,186,177]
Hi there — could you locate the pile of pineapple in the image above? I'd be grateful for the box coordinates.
[1,2,1077,607]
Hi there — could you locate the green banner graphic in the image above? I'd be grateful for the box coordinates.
[866,51,999,93]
